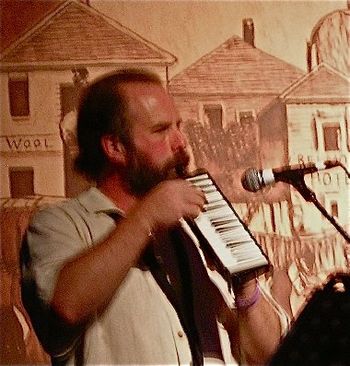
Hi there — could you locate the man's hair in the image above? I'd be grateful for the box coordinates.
[74,68,162,182]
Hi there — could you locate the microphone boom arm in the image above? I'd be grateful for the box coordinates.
[290,175,350,243]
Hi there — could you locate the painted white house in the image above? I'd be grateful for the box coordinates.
[281,63,350,234]
[0,0,176,198]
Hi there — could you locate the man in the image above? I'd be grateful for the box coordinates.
[22,69,288,365]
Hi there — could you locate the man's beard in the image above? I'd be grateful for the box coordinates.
[124,147,190,196]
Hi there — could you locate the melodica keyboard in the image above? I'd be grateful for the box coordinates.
[186,170,270,286]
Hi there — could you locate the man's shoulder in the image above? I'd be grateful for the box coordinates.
[30,189,95,227]
[28,187,120,238]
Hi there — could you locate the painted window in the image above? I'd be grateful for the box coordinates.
[8,74,29,117]
[238,110,255,124]
[330,200,339,218]
[323,124,341,151]
[203,104,223,128]
[9,167,34,198]
[314,110,346,154]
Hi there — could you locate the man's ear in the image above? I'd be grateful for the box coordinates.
[100,135,127,164]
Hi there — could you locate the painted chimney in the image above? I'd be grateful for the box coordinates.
[243,18,255,47]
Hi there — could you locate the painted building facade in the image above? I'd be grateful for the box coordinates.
[281,64,350,234]
[168,20,305,236]
[0,0,175,199]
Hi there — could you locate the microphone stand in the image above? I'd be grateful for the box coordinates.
[287,174,350,243]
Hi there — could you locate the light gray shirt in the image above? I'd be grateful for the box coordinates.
[25,187,288,365]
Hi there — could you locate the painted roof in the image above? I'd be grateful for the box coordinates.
[281,63,350,102]
[0,0,175,69]
[169,35,304,95]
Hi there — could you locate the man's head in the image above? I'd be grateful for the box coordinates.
[75,69,190,195]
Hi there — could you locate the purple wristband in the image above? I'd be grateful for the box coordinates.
[235,284,260,310]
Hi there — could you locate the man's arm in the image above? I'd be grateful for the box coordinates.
[220,278,289,365]
[235,279,283,364]
[50,207,157,324]
[42,180,205,325]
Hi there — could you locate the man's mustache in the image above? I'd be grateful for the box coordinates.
[166,150,190,178]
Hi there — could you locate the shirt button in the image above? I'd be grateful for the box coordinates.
[177,330,184,338]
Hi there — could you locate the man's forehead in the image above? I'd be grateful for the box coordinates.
[121,82,174,112]
[120,80,163,95]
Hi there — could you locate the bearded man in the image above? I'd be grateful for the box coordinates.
[22,69,288,366]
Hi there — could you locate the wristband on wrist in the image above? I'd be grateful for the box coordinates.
[235,284,260,311]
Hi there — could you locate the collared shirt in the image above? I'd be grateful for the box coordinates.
[25,187,288,365]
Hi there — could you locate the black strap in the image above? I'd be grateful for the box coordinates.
[171,228,224,362]
[109,213,223,365]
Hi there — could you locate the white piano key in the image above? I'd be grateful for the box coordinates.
[187,173,210,183]
[227,256,269,274]
[187,171,269,276]
[204,191,223,203]
[194,213,238,269]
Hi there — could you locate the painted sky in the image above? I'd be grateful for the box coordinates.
[91,0,347,76]
[0,0,347,76]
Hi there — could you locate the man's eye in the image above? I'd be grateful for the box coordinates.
[153,124,170,133]
[154,126,168,133]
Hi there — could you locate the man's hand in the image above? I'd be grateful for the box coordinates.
[130,179,206,233]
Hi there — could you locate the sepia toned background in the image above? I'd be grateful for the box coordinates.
[0,0,349,363]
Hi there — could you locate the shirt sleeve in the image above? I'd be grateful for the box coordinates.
[26,204,88,304]
[258,279,291,337]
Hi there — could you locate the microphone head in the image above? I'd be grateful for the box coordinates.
[241,168,262,192]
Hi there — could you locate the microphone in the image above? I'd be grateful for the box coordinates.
[241,160,340,192]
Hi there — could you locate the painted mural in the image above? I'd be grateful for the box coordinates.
[0,0,349,363]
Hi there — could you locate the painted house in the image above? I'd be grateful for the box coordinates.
[169,19,304,235]
[279,63,350,234]
[258,6,350,238]
[255,63,349,284]
[0,0,176,199]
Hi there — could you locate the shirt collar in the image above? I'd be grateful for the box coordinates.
[77,187,125,216]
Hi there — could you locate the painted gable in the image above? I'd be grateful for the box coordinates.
[0,0,175,68]
[169,35,304,95]
[281,64,350,102]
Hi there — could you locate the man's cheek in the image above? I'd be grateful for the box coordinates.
[150,142,172,160]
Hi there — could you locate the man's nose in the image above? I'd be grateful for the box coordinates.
[171,128,187,151]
